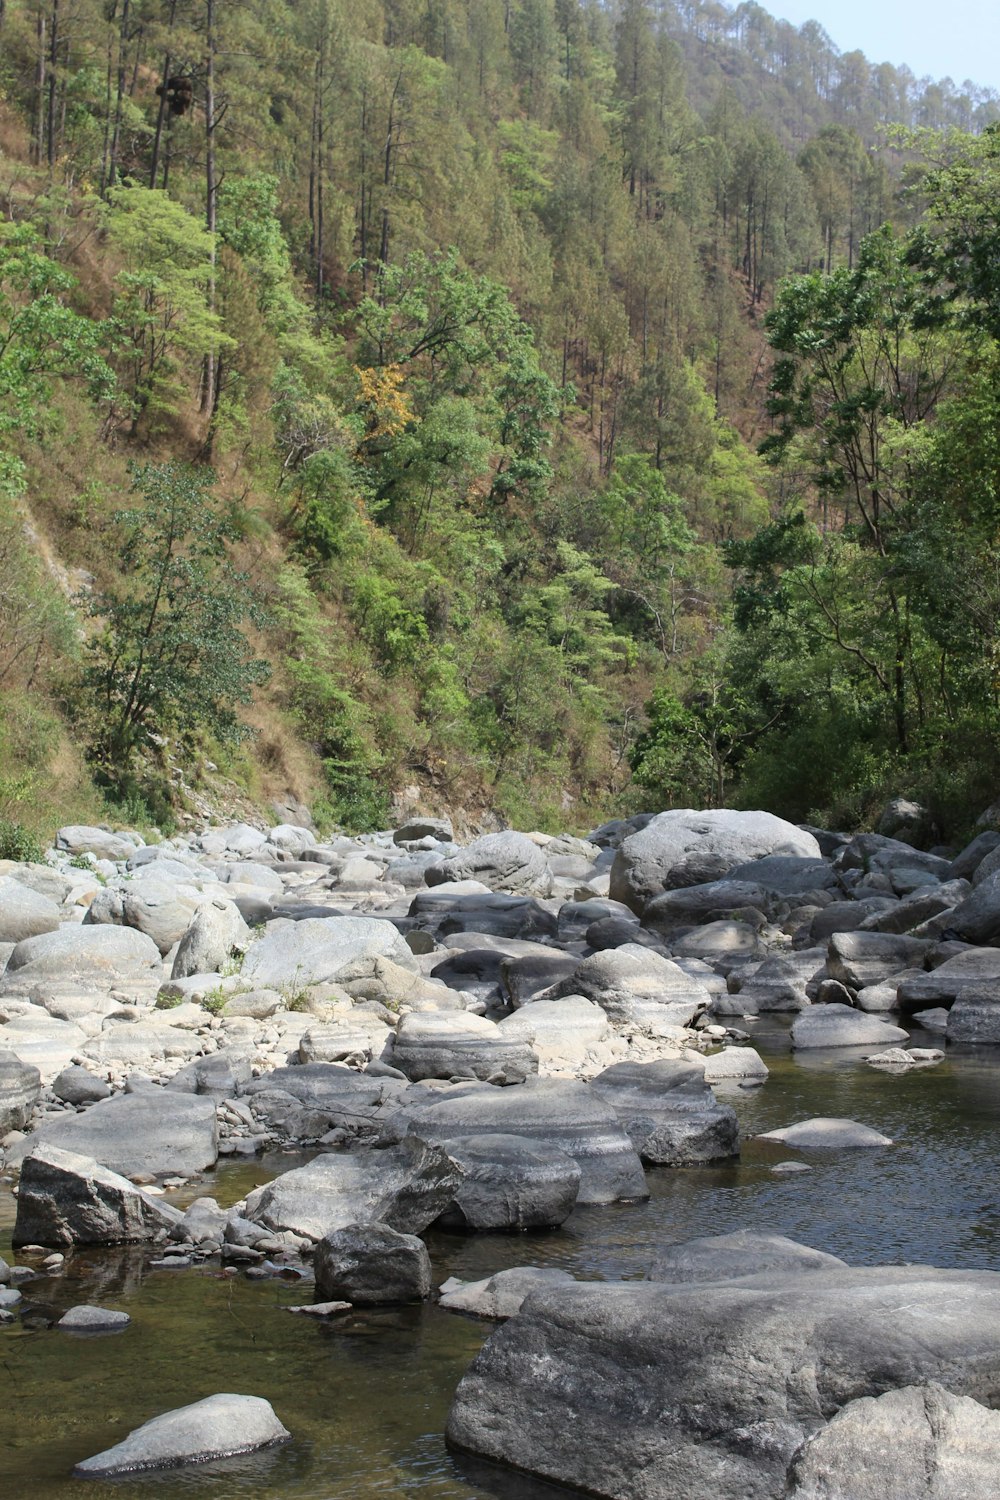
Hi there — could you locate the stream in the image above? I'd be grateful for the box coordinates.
[3,1018,999,1498]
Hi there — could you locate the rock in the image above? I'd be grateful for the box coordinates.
[496,998,613,1072]
[100,879,202,956]
[934,870,1000,944]
[445,1265,1000,1500]
[808,899,894,942]
[0,1050,41,1132]
[610,809,820,914]
[56,826,139,863]
[73,1394,290,1476]
[876,796,933,846]
[394,817,454,844]
[17,1091,218,1177]
[897,948,1000,1009]
[425,832,553,896]
[727,856,838,895]
[241,915,415,991]
[538,945,710,1035]
[866,1047,921,1070]
[500,952,580,1006]
[166,1052,252,1100]
[407,1077,648,1205]
[826,932,930,989]
[409,889,558,942]
[58,1304,131,1331]
[757,1117,893,1149]
[859,880,970,935]
[671,920,762,971]
[51,1065,111,1106]
[393,1012,538,1084]
[720,951,825,1015]
[641,879,774,936]
[647,1230,847,1284]
[436,1135,581,1231]
[790,1005,909,1049]
[0,877,62,942]
[13,1144,183,1246]
[313,1222,431,1303]
[243,1137,462,1242]
[242,1064,407,1143]
[298,1016,391,1065]
[947,986,1000,1044]
[439,1266,576,1319]
[171,898,251,979]
[590,1060,739,1165]
[700,1046,769,1083]
[787,1382,1000,1500]
[1,924,162,994]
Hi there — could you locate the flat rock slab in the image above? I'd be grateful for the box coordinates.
[0,924,161,992]
[392,1012,537,1084]
[19,1091,218,1178]
[243,1137,461,1242]
[406,1077,648,1205]
[591,1059,740,1165]
[787,1381,1000,1499]
[757,1117,893,1149]
[73,1393,289,1476]
[446,1266,1000,1500]
[647,1230,847,1285]
[790,1005,909,1050]
[439,1266,577,1319]
[14,1144,182,1247]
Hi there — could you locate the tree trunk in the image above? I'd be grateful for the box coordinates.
[201,0,218,416]
[149,0,178,189]
[46,0,59,168]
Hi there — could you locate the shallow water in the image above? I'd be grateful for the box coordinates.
[3,1021,1000,1498]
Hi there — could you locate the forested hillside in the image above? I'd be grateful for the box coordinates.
[1,0,999,845]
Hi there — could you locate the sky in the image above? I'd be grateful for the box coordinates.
[764,0,1000,89]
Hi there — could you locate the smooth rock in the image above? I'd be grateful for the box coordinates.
[73,1393,290,1476]
[58,1304,131,1331]
[947,985,1000,1044]
[647,1230,846,1284]
[757,1117,893,1149]
[171,898,251,979]
[241,915,415,991]
[436,1135,581,1231]
[17,1091,218,1177]
[0,1050,41,1132]
[538,945,710,1035]
[425,832,553,896]
[0,877,62,942]
[439,1266,576,1319]
[790,1004,909,1050]
[393,1012,537,1084]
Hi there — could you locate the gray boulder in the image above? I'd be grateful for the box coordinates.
[313,1221,431,1303]
[20,1091,218,1177]
[827,932,930,989]
[118,879,204,955]
[641,879,774,936]
[0,923,161,991]
[446,1265,1000,1500]
[73,1394,289,1476]
[394,816,454,843]
[406,1077,648,1205]
[0,876,61,942]
[13,1144,183,1246]
[496,998,612,1072]
[648,1230,846,1284]
[700,1046,769,1083]
[590,1059,739,1165]
[610,809,820,914]
[51,1065,111,1105]
[727,856,837,895]
[790,1005,909,1050]
[58,1305,131,1331]
[436,1134,581,1231]
[171,897,251,979]
[241,915,415,990]
[757,1117,893,1149]
[719,950,826,1016]
[0,1049,41,1132]
[242,1064,408,1143]
[425,832,553,896]
[948,831,1000,882]
[243,1137,462,1242]
[56,825,138,862]
[934,870,1000,944]
[392,1012,538,1084]
[947,986,1000,1044]
[897,948,1000,1009]
[538,945,710,1034]
[787,1382,1000,1500]
[409,889,558,942]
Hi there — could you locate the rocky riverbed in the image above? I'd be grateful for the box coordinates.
[3,805,1000,1496]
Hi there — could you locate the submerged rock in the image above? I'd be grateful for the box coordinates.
[438,1266,577,1319]
[757,1117,893,1149]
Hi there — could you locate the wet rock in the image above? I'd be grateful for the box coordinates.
[313,1221,431,1303]
[58,1304,130,1331]
[243,1136,462,1242]
[73,1393,290,1476]
[13,1144,183,1246]
[790,1005,909,1050]
[439,1266,576,1319]
[436,1135,581,1231]
[407,1077,648,1205]
[787,1382,1000,1500]
[0,1050,41,1132]
[590,1059,739,1165]
[757,1117,893,1149]
[947,986,1000,1044]
[0,877,62,942]
[446,1265,1000,1500]
[647,1230,846,1284]
[393,1012,538,1084]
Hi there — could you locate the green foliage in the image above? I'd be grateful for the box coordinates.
[0,819,45,863]
[83,463,270,782]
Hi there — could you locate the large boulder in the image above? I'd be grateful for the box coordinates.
[425,832,553,896]
[242,1064,409,1143]
[947,986,1000,1044]
[13,1144,183,1246]
[0,876,62,942]
[590,1060,739,1165]
[56,825,139,862]
[116,879,204,955]
[73,1394,289,1477]
[0,924,161,992]
[19,1091,218,1177]
[436,1135,581,1231]
[0,1049,41,1132]
[786,1381,1000,1500]
[897,948,1000,1009]
[790,1005,909,1050]
[439,1266,577,1319]
[406,1077,648,1205]
[408,889,558,942]
[446,1265,1000,1500]
[719,950,826,1016]
[313,1221,431,1304]
[610,810,820,914]
[171,897,251,978]
[242,1137,462,1242]
[241,915,414,991]
[826,932,931,990]
[392,1012,538,1084]
[641,880,775,937]
[538,945,711,1035]
[394,816,454,844]
[934,870,1000,944]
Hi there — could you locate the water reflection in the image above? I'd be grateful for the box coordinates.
[3,1022,1000,1499]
